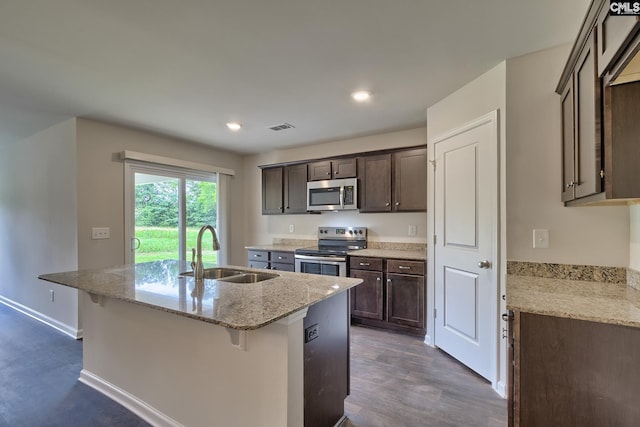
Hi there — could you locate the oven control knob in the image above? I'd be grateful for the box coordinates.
[349,230,353,234]
[358,230,363,234]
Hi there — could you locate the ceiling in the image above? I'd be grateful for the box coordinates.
[0,0,589,154]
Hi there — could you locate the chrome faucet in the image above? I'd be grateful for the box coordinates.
[192,224,220,282]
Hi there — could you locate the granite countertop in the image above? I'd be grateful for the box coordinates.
[348,248,427,261]
[245,244,306,252]
[39,260,362,331]
[507,274,640,328]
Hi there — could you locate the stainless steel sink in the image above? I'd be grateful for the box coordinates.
[219,272,279,283]
[180,268,278,283]
[180,267,244,279]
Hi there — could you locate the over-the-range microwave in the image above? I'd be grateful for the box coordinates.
[307,178,358,211]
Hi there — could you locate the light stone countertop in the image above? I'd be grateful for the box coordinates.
[245,244,306,252]
[348,248,427,261]
[507,274,640,328]
[39,260,362,331]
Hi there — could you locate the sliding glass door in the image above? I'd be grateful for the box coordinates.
[125,164,218,265]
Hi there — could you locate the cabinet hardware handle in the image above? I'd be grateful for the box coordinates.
[326,172,331,175]
[395,202,400,206]
[278,256,284,260]
[398,266,410,270]
[387,279,392,284]
[376,277,381,281]
[254,254,262,258]
[385,202,390,206]
[359,262,370,266]
[335,171,339,175]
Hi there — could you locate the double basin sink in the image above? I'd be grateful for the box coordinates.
[180,267,278,283]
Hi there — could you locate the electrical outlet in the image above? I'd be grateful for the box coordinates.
[289,224,295,233]
[92,227,110,240]
[305,323,319,343]
[408,224,417,236]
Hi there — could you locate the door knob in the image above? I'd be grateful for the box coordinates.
[478,260,491,269]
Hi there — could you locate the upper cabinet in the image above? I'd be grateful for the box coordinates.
[261,145,426,215]
[557,0,640,205]
[307,158,357,181]
[560,31,602,203]
[284,164,308,214]
[359,148,427,213]
[262,166,284,214]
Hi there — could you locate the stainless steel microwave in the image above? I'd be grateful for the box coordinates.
[307,178,358,211]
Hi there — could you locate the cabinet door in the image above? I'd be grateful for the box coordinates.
[597,4,640,76]
[358,154,392,212]
[332,158,357,178]
[262,167,283,214]
[350,269,384,320]
[284,164,308,213]
[561,79,576,202]
[308,161,332,181]
[574,31,602,199]
[393,148,427,211]
[386,273,424,329]
[270,262,295,272]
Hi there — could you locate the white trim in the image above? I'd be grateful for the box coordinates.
[79,369,184,427]
[495,380,507,399]
[120,150,235,176]
[0,295,82,339]
[276,307,309,326]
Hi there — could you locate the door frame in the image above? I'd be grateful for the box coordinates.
[427,110,504,395]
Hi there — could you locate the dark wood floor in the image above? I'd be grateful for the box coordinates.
[345,326,507,427]
[1,304,505,426]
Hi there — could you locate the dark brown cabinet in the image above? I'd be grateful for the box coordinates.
[349,257,384,320]
[560,31,602,203]
[358,154,392,212]
[284,164,308,214]
[261,167,283,214]
[558,0,640,205]
[307,158,357,181]
[386,259,425,330]
[350,256,426,336]
[247,249,295,271]
[261,165,307,215]
[393,148,428,211]
[509,311,640,426]
[596,5,640,76]
[359,148,427,213]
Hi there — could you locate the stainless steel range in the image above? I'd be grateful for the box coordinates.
[294,226,367,277]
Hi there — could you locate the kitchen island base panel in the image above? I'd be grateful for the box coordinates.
[81,292,305,427]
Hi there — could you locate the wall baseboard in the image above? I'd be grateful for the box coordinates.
[79,370,184,427]
[0,295,81,339]
[495,380,507,399]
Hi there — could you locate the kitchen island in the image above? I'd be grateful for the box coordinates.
[39,260,362,427]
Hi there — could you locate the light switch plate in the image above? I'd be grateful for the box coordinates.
[289,224,295,233]
[408,225,417,236]
[533,229,549,249]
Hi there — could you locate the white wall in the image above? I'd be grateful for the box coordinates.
[76,119,247,268]
[426,61,507,394]
[243,127,428,247]
[506,45,629,267]
[630,205,640,270]
[0,119,80,336]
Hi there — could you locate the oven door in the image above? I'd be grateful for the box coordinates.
[294,255,347,277]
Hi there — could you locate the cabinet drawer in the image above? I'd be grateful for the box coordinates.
[386,259,425,275]
[270,251,294,264]
[248,250,269,261]
[349,257,383,271]
[270,262,295,272]
[249,261,269,269]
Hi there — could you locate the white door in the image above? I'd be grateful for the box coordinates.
[433,112,498,382]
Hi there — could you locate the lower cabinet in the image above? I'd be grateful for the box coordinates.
[509,311,640,426]
[350,256,426,336]
[247,249,295,271]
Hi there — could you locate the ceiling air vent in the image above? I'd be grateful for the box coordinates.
[268,123,295,131]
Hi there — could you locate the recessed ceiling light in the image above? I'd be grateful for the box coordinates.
[351,91,372,102]
[226,122,242,131]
